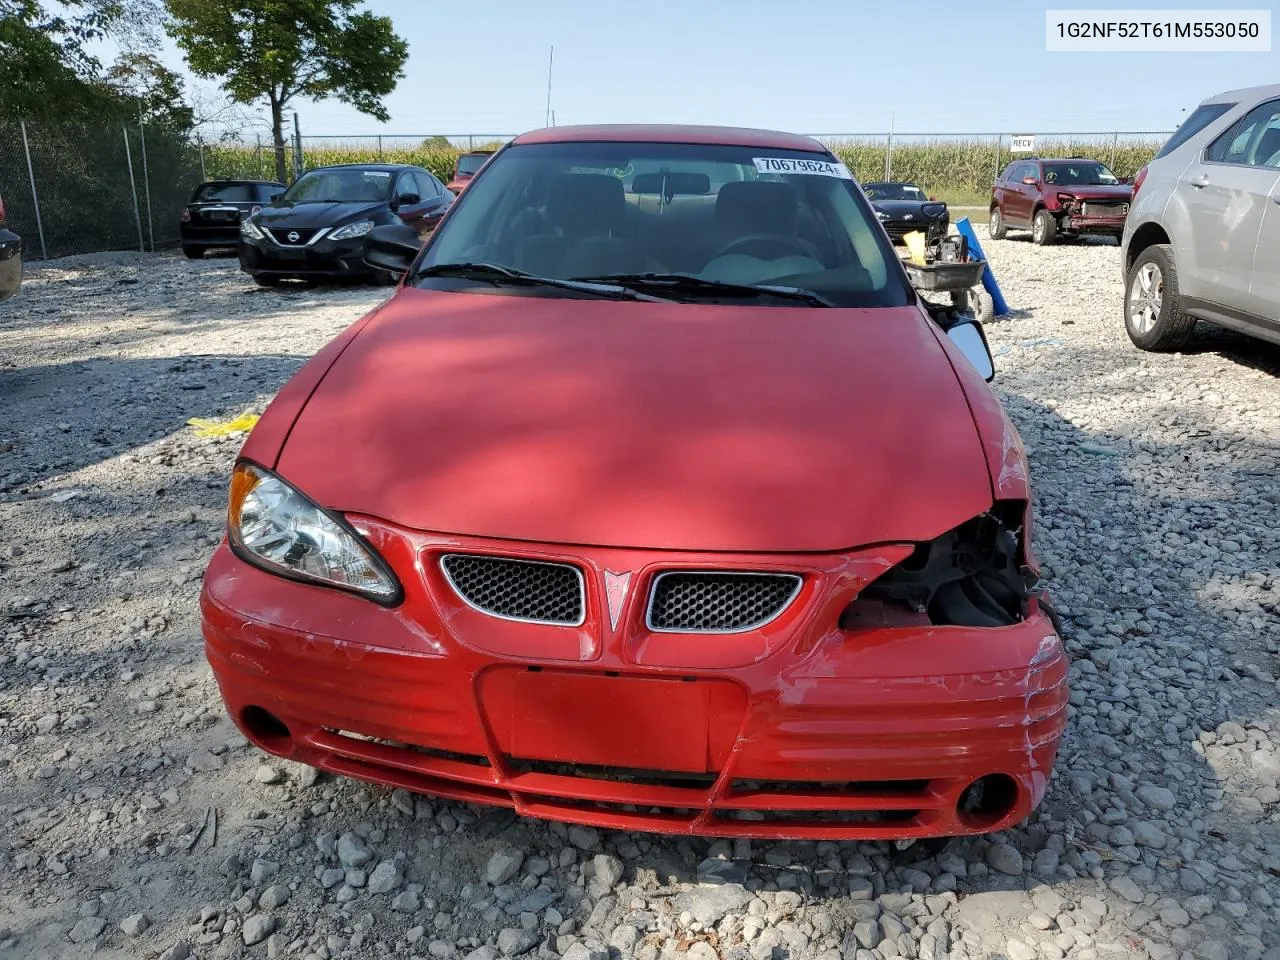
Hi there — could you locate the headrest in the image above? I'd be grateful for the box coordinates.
[547,173,625,234]
[715,181,800,235]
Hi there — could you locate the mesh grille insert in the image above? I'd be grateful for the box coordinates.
[440,554,584,625]
[647,572,802,632]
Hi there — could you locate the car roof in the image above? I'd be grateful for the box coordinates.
[864,181,920,186]
[200,179,284,186]
[1201,83,1280,105]
[512,124,827,152]
[307,163,419,172]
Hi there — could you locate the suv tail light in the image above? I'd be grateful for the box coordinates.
[181,208,192,222]
[1132,165,1148,199]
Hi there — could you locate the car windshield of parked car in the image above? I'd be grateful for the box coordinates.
[1154,102,1235,159]
[864,183,926,201]
[280,169,392,204]
[456,153,491,175]
[418,141,911,308]
[193,183,257,203]
[1041,162,1119,186]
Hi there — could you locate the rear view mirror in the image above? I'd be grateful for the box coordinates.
[946,318,995,382]
[364,223,423,276]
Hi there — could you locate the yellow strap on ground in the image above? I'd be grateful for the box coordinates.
[185,412,261,437]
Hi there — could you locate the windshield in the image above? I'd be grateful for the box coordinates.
[1155,103,1234,159]
[1041,162,1119,186]
[864,183,926,201]
[418,141,911,308]
[281,168,392,204]
[456,153,491,176]
[193,183,257,203]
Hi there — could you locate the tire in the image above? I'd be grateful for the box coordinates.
[988,206,1007,240]
[970,287,994,323]
[252,274,282,287]
[182,245,204,260]
[1032,209,1057,246]
[1124,244,1196,351]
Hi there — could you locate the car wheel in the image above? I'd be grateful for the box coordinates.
[252,275,282,287]
[1032,209,1057,246]
[1124,244,1195,351]
[182,245,204,260]
[988,207,1007,240]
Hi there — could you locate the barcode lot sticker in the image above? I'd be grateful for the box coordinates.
[754,157,853,178]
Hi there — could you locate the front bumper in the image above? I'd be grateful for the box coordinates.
[882,217,949,243]
[239,235,375,278]
[202,525,1068,840]
[1059,214,1126,236]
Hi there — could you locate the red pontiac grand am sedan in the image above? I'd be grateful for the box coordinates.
[201,125,1068,840]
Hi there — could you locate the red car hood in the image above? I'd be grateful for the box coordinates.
[275,288,993,552]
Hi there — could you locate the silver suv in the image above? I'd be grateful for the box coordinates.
[1121,84,1280,351]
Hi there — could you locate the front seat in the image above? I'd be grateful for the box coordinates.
[517,173,643,276]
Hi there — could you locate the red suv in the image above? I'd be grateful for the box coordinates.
[989,158,1133,245]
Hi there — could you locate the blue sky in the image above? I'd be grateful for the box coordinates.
[147,0,1278,137]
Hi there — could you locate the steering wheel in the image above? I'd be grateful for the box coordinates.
[709,233,813,262]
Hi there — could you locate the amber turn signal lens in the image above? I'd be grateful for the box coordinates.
[227,463,261,533]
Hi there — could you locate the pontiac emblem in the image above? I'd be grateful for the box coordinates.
[287,231,300,243]
[604,570,631,631]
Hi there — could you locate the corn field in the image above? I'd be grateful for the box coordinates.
[201,134,1168,204]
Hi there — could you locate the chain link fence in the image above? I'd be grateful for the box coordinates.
[1,124,1174,262]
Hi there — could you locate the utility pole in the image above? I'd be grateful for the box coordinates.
[545,45,554,128]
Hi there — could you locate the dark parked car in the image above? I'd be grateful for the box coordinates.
[989,158,1132,245]
[863,182,949,243]
[181,180,284,258]
[239,164,453,286]
[0,193,21,302]
[446,150,495,194]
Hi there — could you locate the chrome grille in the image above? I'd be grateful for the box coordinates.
[1081,201,1127,217]
[647,572,802,633]
[267,227,320,245]
[440,554,584,625]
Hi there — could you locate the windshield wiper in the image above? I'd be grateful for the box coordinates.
[571,273,837,308]
[416,262,669,301]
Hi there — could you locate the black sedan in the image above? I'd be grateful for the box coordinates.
[0,194,21,302]
[863,182,949,244]
[181,179,285,258]
[238,164,453,286]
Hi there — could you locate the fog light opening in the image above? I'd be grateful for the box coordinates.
[956,773,1019,830]
[241,706,293,752]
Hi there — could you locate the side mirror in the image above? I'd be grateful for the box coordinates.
[269,190,284,201]
[364,223,423,276]
[1021,176,1038,185]
[394,192,421,208]
[945,318,995,382]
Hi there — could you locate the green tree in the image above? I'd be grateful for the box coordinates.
[105,52,195,130]
[0,0,165,120]
[164,0,409,182]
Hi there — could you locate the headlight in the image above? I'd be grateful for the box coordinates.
[1056,193,1078,207]
[227,462,401,604]
[874,210,888,221]
[329,219,374,241]
[921,203,947,218]
[240,219,265,240]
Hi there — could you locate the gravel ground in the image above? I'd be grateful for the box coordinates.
[1,241,1278,960]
